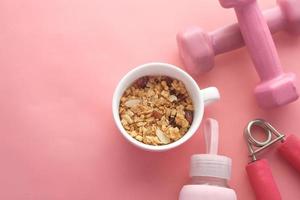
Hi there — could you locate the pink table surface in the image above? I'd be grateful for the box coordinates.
[1,0,300,199]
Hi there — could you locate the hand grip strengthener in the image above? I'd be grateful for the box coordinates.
[244,119,300,200]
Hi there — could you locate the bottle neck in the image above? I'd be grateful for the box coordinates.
[188,176,229,188]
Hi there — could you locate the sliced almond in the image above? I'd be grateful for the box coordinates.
[122,114,133,124]
[168,95,177,102]
[156,128,170,144]
[126,110,134,117]
[135,135,143,142]
[124,99,141,107]
[129,131,138,137]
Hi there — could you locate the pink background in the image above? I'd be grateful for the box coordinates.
[1,0,300,199]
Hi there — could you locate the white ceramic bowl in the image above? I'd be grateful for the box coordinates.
[112,62,220,151]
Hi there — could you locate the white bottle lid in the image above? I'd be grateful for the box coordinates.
[190,118,232,180]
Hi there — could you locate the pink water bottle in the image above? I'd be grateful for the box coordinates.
[179,119,237,200]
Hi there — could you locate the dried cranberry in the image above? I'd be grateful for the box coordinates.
[162,76,173,87]
[170,89,177,95]
[169,116,182,128]
[135,76,149,88]
[152,110,162,119]
[169,116,176,127]
[185,110,193,125]
[177,93,187,102]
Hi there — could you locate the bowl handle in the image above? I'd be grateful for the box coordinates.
[201,87,220,106]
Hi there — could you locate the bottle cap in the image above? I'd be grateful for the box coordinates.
[190,118,232,180]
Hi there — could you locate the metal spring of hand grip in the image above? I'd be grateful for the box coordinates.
[244,119,286,161]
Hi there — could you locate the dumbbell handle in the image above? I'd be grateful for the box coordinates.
[212,6,285,55]
[233,1,283,81]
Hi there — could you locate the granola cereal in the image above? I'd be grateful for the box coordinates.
[119,76,194,145]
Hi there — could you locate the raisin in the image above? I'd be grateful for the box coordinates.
[135,76,149,88]
[177,93,187,102]
[170,89,177,95]
[185,110,193,125]
[162,76,173,87]
[169,116,176,127]
[152,110,162,119]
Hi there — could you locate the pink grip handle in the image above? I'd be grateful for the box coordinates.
[278,134,300,172]
[246,159,281,200]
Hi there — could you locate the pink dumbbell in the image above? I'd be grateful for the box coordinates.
[177,0,300,75]
[217,0,298,108]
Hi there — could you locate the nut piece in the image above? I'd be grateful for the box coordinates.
[135,135,143,142]
[168,127,181,140]
[156,128,170,144]
[169,95,177,102]
[122,114,133,124]
[124,99,141,107]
